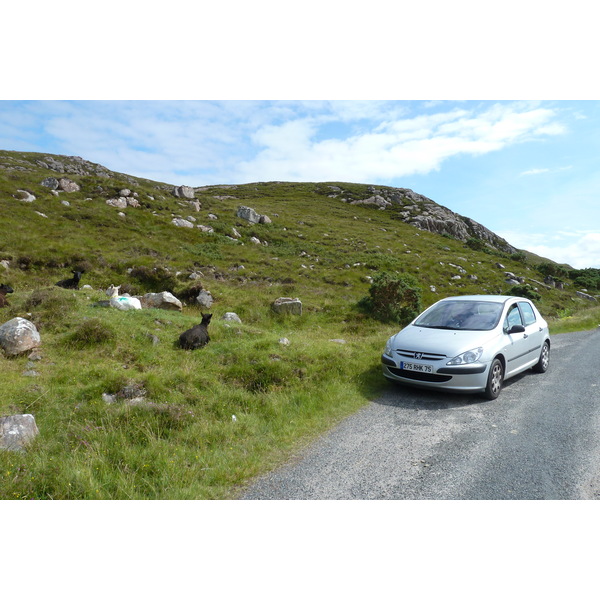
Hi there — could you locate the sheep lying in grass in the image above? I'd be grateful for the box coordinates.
[178,313,212,349]
[56,270,83,289]
[106,284,142,311]
[0,284,14,307]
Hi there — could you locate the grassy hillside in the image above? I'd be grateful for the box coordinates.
[0,150,597,499]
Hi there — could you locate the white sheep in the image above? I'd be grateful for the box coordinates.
[106,285,142,311]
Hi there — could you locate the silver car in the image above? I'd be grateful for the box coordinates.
[382,295,550,399]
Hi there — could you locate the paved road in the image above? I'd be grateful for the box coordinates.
[241,329,600,499]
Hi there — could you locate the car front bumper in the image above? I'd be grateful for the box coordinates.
[382,354,491,394]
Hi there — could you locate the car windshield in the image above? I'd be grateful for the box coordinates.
[413,300,503,331]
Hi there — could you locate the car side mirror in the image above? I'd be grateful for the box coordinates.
[507,324,525,334]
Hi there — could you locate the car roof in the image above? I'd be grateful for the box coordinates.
[437,295,531,304]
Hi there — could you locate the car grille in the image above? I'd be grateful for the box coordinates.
[387,367,452,383]
[395,349,446,361]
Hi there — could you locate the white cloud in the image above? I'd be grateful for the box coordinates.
[520,165,572,176]
[499,230,600,269]
[234,103,565,183]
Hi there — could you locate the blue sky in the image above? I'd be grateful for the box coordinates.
[1,99,599,269]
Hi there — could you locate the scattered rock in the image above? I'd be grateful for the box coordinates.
[197,290,214,309]
[0,414,39,451]
[15,189,36,202]
[576,291,598,302]
[139,292,183,311]
[172,185,195,199]
[0,317,41,356]
[237,205,261,224]
[271,297,302,316]
[41,177,59,189]
[106,197,128,209]
[172,218,194,228]
[222,312,242,323]
[58,178,80,192]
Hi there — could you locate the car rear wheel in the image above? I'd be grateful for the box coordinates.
[532,341,550,373]
[483,358,504,400]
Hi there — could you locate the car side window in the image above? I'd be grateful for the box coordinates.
[505,305,523,329]
[518,301,536,326]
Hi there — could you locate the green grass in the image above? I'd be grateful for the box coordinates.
[1,149,598,499]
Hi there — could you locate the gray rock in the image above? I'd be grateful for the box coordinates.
[271,297,302,316]
[0,317,41,356]
[15,189,36,202]
[237,206,261,224]
[576,291,598,302]
[58,178,80,192]
[106,197,128,209]
[197,290,214,309]
[172,185,195,199]
[222,312,242,323]
[41,177,59,190]
[172,218,194,228]
[139,292,183,311]
[0,414,39,451]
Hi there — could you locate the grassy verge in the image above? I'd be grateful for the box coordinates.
[547,305,600,334]
[0,287,389,499]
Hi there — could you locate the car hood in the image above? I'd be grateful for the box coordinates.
[391,326,499,357]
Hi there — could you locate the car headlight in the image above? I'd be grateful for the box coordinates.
[447,347,483,365]
[384,337,394,357]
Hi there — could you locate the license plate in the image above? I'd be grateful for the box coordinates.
[401,361,433,374]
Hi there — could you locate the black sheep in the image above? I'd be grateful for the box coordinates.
[0,283,14,307]
[55,270,83,289]
[178,313,212,349]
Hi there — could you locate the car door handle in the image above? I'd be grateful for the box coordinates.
[523,333,528,339]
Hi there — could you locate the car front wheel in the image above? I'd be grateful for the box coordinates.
[532,341,550,373]
[483,358,504,400]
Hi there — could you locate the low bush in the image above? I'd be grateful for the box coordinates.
[64,318,116,348]
[358,271,422,325]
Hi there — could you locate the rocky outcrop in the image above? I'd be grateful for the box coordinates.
[333,184,517,254]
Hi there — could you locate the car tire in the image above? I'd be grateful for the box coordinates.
[483,358,504,400]
[532,341,550,373]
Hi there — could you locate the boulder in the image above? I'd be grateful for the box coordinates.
[271,297,302,316]
[140,292,183,311]
[106,197,128,209]
[41,177,59,190]
[172,185,195,199]
[0,318,41,356]
[172,218,194,228]
[0,414,39,451]
[58,178,80,192]
[237,206,261,224]
[576,291,598,302]
[197,290,214,309]
[15,190,36,202]
[222,312,242,323]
